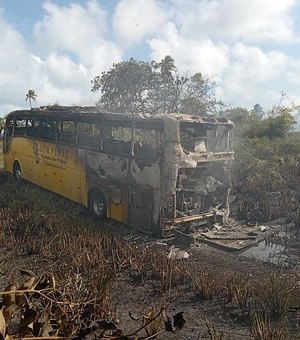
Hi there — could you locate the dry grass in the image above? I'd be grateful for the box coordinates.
[1,146,300,338]
[254,272,297,320]
[250,313,289,340]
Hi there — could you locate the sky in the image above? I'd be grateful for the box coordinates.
[1,0,300,124]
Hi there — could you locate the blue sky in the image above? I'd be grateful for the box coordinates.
[1,0,300,124]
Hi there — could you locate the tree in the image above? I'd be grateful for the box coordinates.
[229,96,299,222]
[92,58,152,113]
[25,89,38,109]
[181,73,224,115]
[244,103,296,140]
[91,56,219,115]
[149,56,188,113]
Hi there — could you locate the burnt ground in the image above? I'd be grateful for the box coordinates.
[0,176,300,339]
[110,245,258,339]
[0,235,266,339]
[108,238,299,339]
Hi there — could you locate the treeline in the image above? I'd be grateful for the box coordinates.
[226,101,300,223]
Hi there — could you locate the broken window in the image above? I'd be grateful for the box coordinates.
[180,122,207,153]
[133,128,162,158]
[57,121,76,144]
[102,120,132,155]
[40,119,56,141]
[207,125,232,152]
[77,122,101,149]
[26,118,41,138]
[180,122,233,153]
[14,117,27,136]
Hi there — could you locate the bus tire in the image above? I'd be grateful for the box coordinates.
[13,161,22,182]
[88,190,107,219]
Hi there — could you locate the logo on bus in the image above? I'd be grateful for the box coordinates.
[32,142,40,164]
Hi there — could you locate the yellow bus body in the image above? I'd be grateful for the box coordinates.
[3,107,234,236]
[4,137,128,223]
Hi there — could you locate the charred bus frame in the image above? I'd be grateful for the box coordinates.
[3,106,234,236]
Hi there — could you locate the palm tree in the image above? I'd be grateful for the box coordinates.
[160,55,176,78]
[25,89,38,109]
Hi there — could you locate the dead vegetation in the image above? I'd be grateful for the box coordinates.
[0,165,300,338]
[0,268,188,339]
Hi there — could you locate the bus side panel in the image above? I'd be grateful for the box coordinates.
[6,137,88,206]
[86,150,129,224]
[4,138,36,181]
[3,141,14,174]
[32,141,87,206]
[107,188,129,224]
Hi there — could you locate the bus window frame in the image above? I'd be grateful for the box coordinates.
[132,126,163,159]
[13,116,27,137]
[76,120,102,150]
[100,119,133,156]
[56,119,77,145]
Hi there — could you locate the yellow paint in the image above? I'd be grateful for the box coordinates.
[4,137,88,205]
[4,136,130,224]
[107,200,128,224]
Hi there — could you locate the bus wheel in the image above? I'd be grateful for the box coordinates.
[89,190,107,219]
[13,161,22,182]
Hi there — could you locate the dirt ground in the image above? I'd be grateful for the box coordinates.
[0,229,264,339]
[108,235,300,339]
[1,174,300,339]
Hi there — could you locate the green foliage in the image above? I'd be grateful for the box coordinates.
[226,107,250,125]
[25,89,37,109]
[227,100,300,222]
[92,58,154,113]
[181,72,224,115]
[243,113,295,140]
[91,56,220,115]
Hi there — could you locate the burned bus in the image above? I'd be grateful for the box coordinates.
[3,106,234,236]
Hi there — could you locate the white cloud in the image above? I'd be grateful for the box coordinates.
[231,43,287,82]
[174,0,299,43]
[149,22,230,75]
[112,0,168,48]
[172,0,298,43]
[32,0,123,98]
[33,0,123,73]
[294,110,300,131]
[34,0,107,54]
[147,0,298,110]
[46,53,88,87]
[217,44,290,108]
[0,13,38,113]
[0,1,123,116]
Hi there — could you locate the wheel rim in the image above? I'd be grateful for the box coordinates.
[15,169,21,181]
[93,199,105,216]
[14,167,21,181]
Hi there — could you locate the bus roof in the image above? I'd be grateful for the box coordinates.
[7,106,234,126]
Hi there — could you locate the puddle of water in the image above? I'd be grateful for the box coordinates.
[240,240,288,266]
[239,228,294,267]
